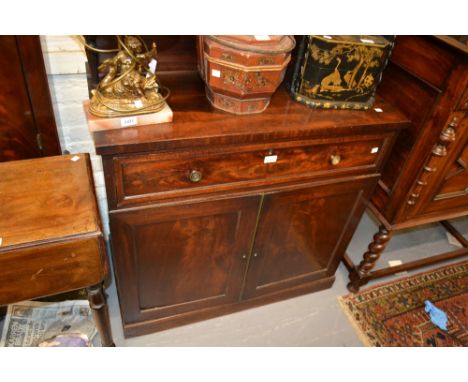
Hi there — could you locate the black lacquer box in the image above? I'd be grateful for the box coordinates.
[288,35,393,110]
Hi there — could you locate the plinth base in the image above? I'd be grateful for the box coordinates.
[83,100,173,132]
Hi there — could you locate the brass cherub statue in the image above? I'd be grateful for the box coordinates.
[81,36,169,118]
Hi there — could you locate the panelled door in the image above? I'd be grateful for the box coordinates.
[0,36,59,162]
[110,195,260,325]
[242,177,377,299]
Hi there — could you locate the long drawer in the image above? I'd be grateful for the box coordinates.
[110,136,387,208]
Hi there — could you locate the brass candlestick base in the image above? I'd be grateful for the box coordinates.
[89,86,169,118]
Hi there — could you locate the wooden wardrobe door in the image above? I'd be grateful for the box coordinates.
[0,36,59,162]
[110,196,260,325]
[242,177,376,300]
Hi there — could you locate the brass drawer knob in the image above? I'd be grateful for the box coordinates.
[189,170,202,183]
[330,154,341,166]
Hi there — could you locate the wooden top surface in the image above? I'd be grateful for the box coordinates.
[0,154,101,250]
[92,71,410,156]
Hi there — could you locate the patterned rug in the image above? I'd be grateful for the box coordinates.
[339,261,467,346]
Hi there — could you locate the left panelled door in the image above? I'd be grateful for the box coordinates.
[110,195,260,330]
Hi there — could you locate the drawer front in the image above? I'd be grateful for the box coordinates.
[112,137,386,208]
[0,237,105,305]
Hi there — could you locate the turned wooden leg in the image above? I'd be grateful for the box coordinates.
[347,224,392,292]
[87,283,115,347]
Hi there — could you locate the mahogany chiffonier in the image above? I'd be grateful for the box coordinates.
[92,70,408,337]
[345,36,468,291]
[0,154,114,346]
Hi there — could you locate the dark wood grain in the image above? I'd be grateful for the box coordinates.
[0,154,114,346]
[375,36,468,225]
[110,196,259,324]
[0,237,104,305]
[113,136,385,208]
[0,154,100,248]
[376,62,440,193]
[348,35,468,292]
[109,173,385,335]
[87,283,115,347]
[389,36,456,89]
[0,36,40,161]
[92,71,408,156]
[0,36,60,162]
[436,143,467,196]
[123,276,336,337]
[457,85,468,110]
[407,111,467,218]
[243,177,376,299]
[92,39,407,337]
[347,225,392,292]
[16,36,61,156]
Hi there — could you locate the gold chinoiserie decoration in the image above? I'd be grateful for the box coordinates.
[301,40,385,100]
[289,35,393,110]
[80,36,170,118]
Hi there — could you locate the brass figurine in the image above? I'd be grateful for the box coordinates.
[81,36,170,118]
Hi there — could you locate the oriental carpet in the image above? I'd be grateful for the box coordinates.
[339,261,467,346]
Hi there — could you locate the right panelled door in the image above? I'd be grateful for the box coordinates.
[242,176,377,300]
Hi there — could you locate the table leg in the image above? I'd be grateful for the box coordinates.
[86,283,115,347]
[347,224,392,292]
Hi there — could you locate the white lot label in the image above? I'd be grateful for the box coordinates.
[388,260,408,275]
[120,116,138,127]
[371,147,379,154]
[148,59,157,74]
[211,69,221,78]
[374,107,383,113]
[254,35,271,41]
[264,155,278,164]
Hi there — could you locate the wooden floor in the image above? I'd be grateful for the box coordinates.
[105,212,468,346]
